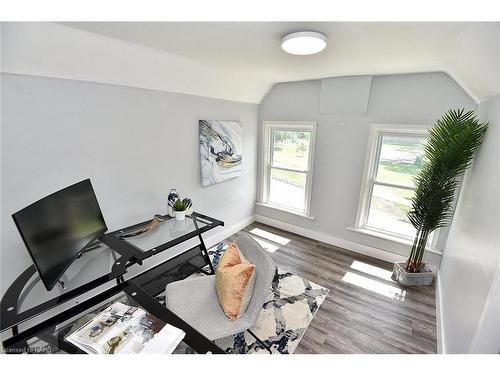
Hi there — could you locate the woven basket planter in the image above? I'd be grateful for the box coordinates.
[392,262,434,286]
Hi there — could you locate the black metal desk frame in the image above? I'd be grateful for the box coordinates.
[1,212,224,354]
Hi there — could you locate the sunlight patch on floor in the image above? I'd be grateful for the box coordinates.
[249,228,291,245]
[342,271,406,301]
[349,260,394,282]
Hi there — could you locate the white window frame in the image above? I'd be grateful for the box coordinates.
[353,123,439,247]
[259,121,317,217]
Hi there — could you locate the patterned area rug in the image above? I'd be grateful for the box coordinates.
[196,241,329,354]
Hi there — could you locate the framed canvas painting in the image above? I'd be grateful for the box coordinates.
[199,120,242,186]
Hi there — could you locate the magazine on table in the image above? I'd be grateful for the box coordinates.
[66,301,185,354]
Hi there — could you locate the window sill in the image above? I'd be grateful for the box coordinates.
[255,202,315,221]
[347,226,443,256]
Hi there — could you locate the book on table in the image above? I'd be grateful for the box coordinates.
[66,301,185,354]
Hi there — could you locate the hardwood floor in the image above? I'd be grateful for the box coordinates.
[228,222,437,354]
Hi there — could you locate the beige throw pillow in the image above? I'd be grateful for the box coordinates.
[215,242,256,320]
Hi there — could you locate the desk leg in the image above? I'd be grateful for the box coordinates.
[198,234,215,275]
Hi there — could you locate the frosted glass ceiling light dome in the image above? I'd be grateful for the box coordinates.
[281,31,327,55]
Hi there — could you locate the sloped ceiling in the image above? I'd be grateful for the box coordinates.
[3,22,500,103]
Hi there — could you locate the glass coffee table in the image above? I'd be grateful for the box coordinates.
[1,212,225,354]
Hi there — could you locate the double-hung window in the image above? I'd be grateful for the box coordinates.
[355,124,433,242]
[260,122,317,216]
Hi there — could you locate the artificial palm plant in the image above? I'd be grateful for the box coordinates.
[405,109,488,273]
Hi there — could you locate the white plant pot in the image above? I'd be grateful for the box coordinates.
[174,210,186,221]
[392,262,434,286]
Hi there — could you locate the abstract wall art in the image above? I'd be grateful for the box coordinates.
[199,120,242,187]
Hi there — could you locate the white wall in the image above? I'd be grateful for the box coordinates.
[437,93,500,353]
[1,22,269,103]
[256,72,476,264]
[1,73,258,294]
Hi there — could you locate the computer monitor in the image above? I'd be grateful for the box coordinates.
[12,179,108,291]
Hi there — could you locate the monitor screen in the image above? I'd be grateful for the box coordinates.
[12,179,108,291]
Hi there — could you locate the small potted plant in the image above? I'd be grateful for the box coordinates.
[172,199,189,221]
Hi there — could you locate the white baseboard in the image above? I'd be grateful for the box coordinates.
[204,213,407,265]
[207,213,406,265]
[204,215,256,248]
[255,214,406,264]
[435,269,446,354]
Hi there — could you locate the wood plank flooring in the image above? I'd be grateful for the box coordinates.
[228,222,437,354]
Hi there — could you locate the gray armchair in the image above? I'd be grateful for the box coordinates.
[164,232,276,352]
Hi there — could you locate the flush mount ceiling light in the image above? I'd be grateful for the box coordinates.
[281,31,327,55]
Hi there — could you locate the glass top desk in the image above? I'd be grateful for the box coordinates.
[1,212,224,354]
[104,212,222,271]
